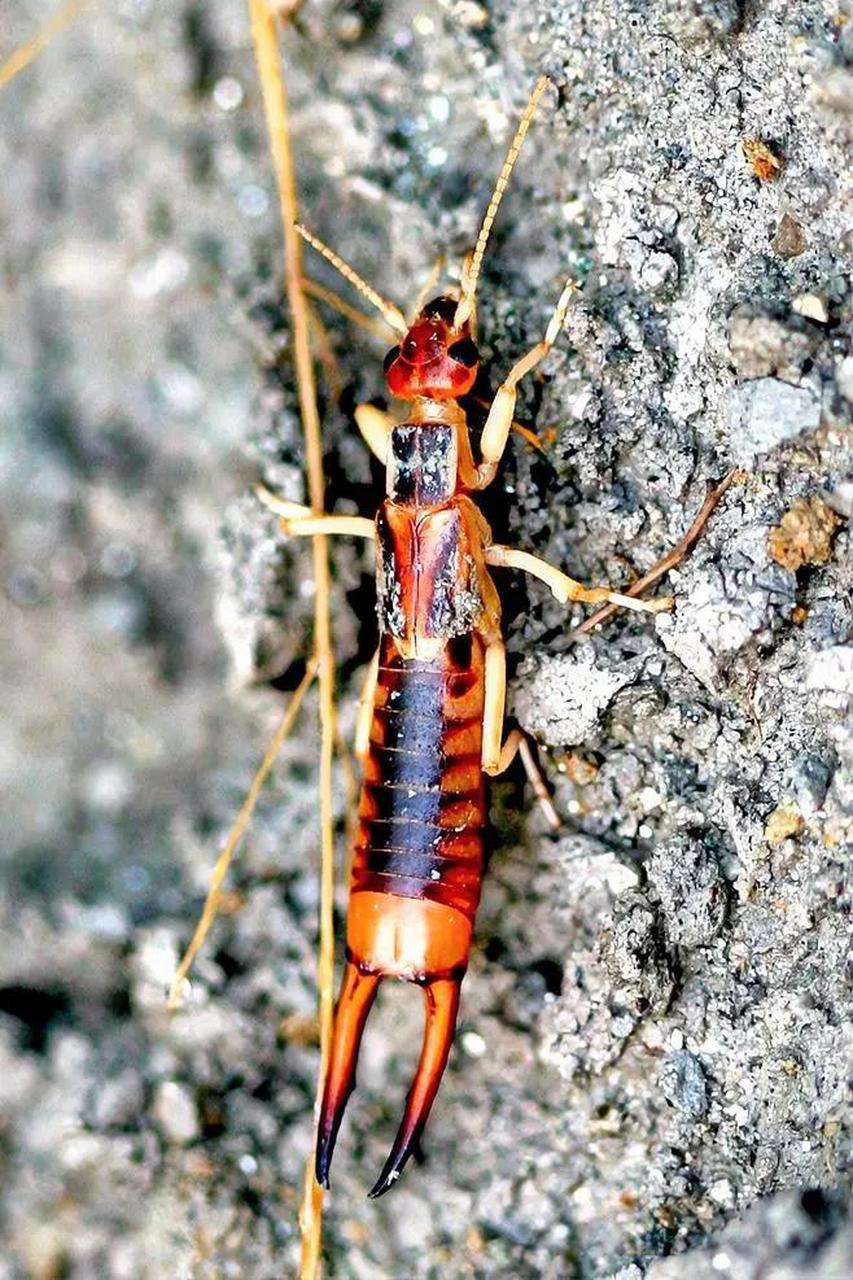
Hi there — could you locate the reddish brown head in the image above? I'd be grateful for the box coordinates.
[384,296,480,401]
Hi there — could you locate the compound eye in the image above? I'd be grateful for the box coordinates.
[383,345,401,373]
[447,337,479,368]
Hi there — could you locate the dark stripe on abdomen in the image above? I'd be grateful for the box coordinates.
[351,633,487,920]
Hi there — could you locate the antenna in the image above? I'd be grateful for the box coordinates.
[409,254,447,322]
[295,224,408,336]
[454,75,552,330]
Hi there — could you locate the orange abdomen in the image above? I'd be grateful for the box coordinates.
[350,630,486,944]
[316,631,487,1196]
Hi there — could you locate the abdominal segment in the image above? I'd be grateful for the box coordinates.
[316,632,487,1193]
[347,631,487,975]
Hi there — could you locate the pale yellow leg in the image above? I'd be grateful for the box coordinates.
[355,647,380,762]
[283,514,375,539]
[485,545,673,615]
[482,638,507,774]
[301,276,391,342]
[475,278,578,488]
[567,469,741,640]
[354,403,395,463]
[482,641,559,827]
[256,485,375,539]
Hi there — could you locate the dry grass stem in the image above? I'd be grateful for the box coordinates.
[0,0,91,91]
[246,3,338,1274]
[168,660,317,1011]
[567,469,740,640]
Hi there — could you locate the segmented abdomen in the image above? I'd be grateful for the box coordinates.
[352,632,486,921]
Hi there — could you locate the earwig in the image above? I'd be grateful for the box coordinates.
[259,76,680,1198]
[2,0,735,1238]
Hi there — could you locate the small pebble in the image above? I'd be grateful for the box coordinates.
[773,212,808,258]
[724,377,821,464]
[768,496,842,571]
[792,293,829,324]
[152,1081,199,1145]
[213,76,243,111]
[461,1031,486,1058]
[764,804,805,845]
[708,1178,735,1208]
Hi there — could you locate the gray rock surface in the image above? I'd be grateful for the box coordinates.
[1,0,850,1277]
[724,378,822,466]
[643,1189,852,1280]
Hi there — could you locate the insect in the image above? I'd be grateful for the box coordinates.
[258,76,680,1198]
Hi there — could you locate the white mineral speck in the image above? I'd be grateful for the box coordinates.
[708,1178,734,1207]
[791,293,828,323]
[640,250,678,290]
[462,1031,486,1057]
[213,77,244,111]
[128,249,189,300]
[238,184,269,218]
[638,787,662,813]
[427,96,450,124]
[82,762,133,812]
[153,1081,199,1146]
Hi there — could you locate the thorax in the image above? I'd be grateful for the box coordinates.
[386,404,464,508]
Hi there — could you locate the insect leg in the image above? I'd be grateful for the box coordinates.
[494,729,560,829]
[354,647,380,762]
[566,469,741,640]
[481,637,507,774]
[474,277,578,487]
[279,514,376,538]
[368,977,461,1199]
[354,403,395,463]
[256,486,376,539]
[302,276,392,342]
[315,961,381,1189]
[485,545,673,615]
[470,396,547,453]
[482,644,559,826]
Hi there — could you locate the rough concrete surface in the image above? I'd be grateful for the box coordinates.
[1,0,851,1276]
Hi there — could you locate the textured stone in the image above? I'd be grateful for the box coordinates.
[646,837,728,948]
[659,1049,709,1119]
[772,213,808,259]
[723,379,822,465]
[727,312,818,383]
[768,497,843,571]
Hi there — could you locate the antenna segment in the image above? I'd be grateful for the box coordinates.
[454,75,552,331]
[295,224,408,336]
